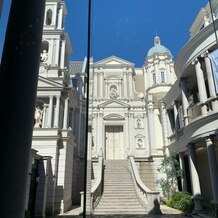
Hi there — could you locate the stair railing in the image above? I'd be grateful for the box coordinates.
[128,155,160,212]
[90,154,104,211]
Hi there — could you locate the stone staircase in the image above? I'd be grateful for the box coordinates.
[93,160,147,215]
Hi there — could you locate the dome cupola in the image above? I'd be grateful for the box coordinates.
[147,36,173,58]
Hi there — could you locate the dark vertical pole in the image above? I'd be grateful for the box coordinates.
[0,0,45,217]
[83,0,92,217]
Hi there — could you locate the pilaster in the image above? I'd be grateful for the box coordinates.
[54,96,60,128]
[48,96,54,127]
[63,97,69,129]
[147,100,156,155]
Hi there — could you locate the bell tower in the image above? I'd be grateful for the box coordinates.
[39,0,72,84]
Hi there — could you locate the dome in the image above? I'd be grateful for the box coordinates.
[147,36,173,58]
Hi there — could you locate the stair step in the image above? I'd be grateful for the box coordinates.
[94,160,146,215]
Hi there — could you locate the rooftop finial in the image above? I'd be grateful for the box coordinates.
[154,36,161,46]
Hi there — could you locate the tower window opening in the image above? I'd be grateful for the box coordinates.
[46,9,52,25]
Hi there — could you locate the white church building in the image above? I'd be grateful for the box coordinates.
[89,36,176,160]
[25,0,218,216]
[87,36,177,214]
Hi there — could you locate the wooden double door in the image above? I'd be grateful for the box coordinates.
[105,125,124,160]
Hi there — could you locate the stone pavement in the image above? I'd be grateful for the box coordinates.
[47,204,188,217]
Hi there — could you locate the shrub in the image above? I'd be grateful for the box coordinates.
[157,151,182,199]
[166,191,194,214]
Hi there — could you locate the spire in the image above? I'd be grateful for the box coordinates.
[154,36,161,46]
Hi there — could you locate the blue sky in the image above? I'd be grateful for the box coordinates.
[67,0,208,66]
[0,0,209,67]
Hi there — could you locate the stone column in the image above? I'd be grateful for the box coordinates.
[178,153,188,192]
[129,112,134,154]
[187,143,203,212]
[98,109,103,155]
[60,40,66,69]
[166,62,171,83]
[203,52,218,111]
[192,58,207,115]
[147,100,156,155]
[48,96,54,127]
[92,112,98,156]
[49,40,54,65]
[173,102,179,135]
[123,69,127,98]
[93,72,98,99]
[128,69,133,98]
[180,79,189,126]
[42,104,47,128]
[124,112,130,151]
[154,60,159,84]
[205,137,218,203]
[55,38,60,66]
[54,96,60,128]
[99,70,104,99]
[105,81,108,98]
[160,102,168,149]
[63,97,69,129]
[58,5,63,29]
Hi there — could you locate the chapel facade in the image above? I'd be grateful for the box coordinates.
[88,36,176,161]
[26,0,78,216]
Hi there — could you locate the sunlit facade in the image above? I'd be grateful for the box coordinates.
[26,0,78,216]
[87,36,176,214]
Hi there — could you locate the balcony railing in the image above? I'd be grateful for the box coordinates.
[187,102,202,122]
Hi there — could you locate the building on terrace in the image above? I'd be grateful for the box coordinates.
[87,36,177,214]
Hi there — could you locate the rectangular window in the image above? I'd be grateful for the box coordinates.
[161,71,165,83]
[153,72,156,85]
[72,78,78,88]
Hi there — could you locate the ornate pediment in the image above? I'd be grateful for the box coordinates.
[94,56,134,68]
[98,99,130,108]
[37,76,63,89]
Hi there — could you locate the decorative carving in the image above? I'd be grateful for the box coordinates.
[137,138,143,149]
[109,85,119,98]
[136,119,142,129]
[40,50,48,63]
[34,107,43,127]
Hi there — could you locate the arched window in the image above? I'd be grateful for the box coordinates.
[41,40,49,53]
[46,9,52,25]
